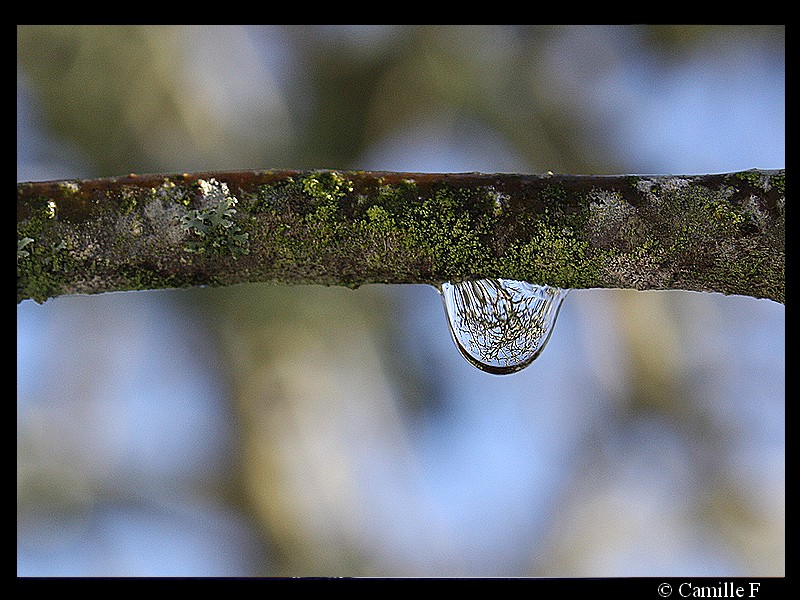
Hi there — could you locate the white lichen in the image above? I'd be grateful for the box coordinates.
[17,237,34,261]
[144,195,186,246]
[636,178,656,194]
[657,177,691,192]
[487,186,510,211]
[741,194,769,231]
[588,190,634,224]
[196,178,233,207]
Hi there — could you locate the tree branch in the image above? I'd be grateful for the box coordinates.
[17,169,785,304]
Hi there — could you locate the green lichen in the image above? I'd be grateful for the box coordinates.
[16,219,77,304]
[251,174,656,289]
[179,179,249,256]
[770,171,785,196]
[372,179,419,212]
[729,169,785,203]
[250,176,501,284]
[732,169,768,189]
[500,232,596,288]
[155,179,192,206]
[706,197,746,229]
[399,186,494,279]
[497,202,600,288]
[365,204,394,228]
[733,169,759,184]
[626,175,642,189]
[302,171,354,203]
[119,191,138,214]
[17,194,77,302]
[359,205,399,270]
[539,182,568,205]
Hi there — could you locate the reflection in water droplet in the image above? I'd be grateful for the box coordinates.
[438,279,568,375]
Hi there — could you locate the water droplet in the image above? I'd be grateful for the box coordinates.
[438,279,568,375]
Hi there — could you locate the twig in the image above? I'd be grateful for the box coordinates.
[17,169,785,304]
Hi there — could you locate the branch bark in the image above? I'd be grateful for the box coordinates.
[17,169,785,304]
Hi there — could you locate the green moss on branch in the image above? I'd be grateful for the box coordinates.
[17,169,785,304]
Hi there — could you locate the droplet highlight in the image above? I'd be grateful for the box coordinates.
[438,279,568,374]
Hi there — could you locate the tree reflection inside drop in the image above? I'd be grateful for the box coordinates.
[438,279,569,374]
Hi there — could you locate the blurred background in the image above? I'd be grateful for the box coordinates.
[17,25,784,577]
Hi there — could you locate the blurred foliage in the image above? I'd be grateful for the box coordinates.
[18,25,784,577]
[18,24,778,179]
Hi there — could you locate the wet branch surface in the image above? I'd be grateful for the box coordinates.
[17,168,785,304]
